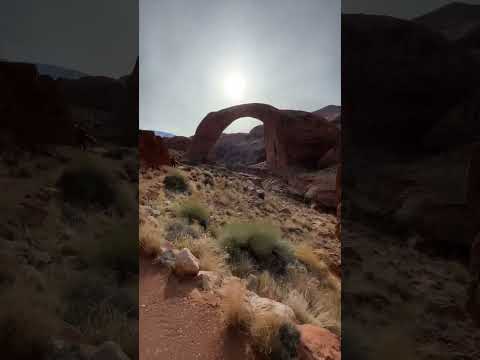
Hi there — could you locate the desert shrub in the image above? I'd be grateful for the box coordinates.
[165,220,200,242]
[163,169,189,192]
[231,251,256,277]
[273,323,301,360]
[98,220,138,278]
[58,158,128,212]
[176,199,209,229]
[221,222,294,274]
[295,243,340,292]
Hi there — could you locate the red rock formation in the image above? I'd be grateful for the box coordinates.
[163,136,192,152]
[0,61,73,147]
[296,324,340,360]
[139,130,170,168]
[186,103,339,173]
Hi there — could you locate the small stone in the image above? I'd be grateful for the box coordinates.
[197,271,222,291]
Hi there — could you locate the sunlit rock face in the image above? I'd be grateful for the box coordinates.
[186,103,339,174]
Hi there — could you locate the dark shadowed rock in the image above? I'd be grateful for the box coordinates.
[139,130,170,168]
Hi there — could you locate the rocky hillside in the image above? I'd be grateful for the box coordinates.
[139,162,341,359]
[414,2,480,40]
[208,125,266,167]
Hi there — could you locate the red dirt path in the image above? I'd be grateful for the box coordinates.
[139,256,253,360]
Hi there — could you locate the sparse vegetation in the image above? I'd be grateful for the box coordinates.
[175,235,228,273]
[139,217,164,257]
[97,219,139,277]
[221,222,294,274]
[163,169,190,192]
[58,157,128,212]
[0,283,61,359]
[165,219,200,242]
[176,198,210,229]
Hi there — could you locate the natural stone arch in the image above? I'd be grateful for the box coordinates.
[186,103,339,173]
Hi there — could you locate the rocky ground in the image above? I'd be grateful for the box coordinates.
[139,163,341,360]
[0,144,138,359]
[343,219,480,360]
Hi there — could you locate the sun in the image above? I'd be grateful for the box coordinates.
[223,72,246,101]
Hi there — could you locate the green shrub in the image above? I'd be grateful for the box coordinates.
[176,199,209,229]
[163,169,189,192]
[98,220,139,278]
[58,158,124,211]
[220,222,294,274]
[272,323,301,360]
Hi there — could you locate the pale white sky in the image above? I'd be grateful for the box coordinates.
[140,0,341,136]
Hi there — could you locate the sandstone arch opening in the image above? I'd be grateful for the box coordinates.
[207,117,266,169]
[186,103,339,173]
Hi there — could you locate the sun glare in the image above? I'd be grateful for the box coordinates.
[223,72,246,101]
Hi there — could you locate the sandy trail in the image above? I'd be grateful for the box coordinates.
[139,257,252,360]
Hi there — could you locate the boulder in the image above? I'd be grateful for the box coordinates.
[245,291,296,324]
[174,248,200,277]
[139,130,170,168]
[296,324,341,360]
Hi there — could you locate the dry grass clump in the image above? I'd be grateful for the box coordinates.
[81,301,138,359]
[250,314,300,359]
[139,217,164,257]
[176,198,210,228]
[175,235,228,273]
[221,222,294,274]
[221,280,300,358]
[0,282,61,359]
[295,243,340,292]
[248,268,341,334]
[163,168,190,192]
[221,280,251,328]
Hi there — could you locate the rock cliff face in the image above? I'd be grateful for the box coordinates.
[342,14,480,154]
[343,13,480,252]
[186,103,339,173]
[0,61,74,147]
[139,130,170,168]
[163,136,192,152]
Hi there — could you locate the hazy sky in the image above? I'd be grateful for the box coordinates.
[0,0,138,78]
[343,0,480,19]
[140,0,341,136]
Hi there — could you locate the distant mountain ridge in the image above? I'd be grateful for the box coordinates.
[36,63,89,79]
[155,131,176,138]
[414,2,480,40]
